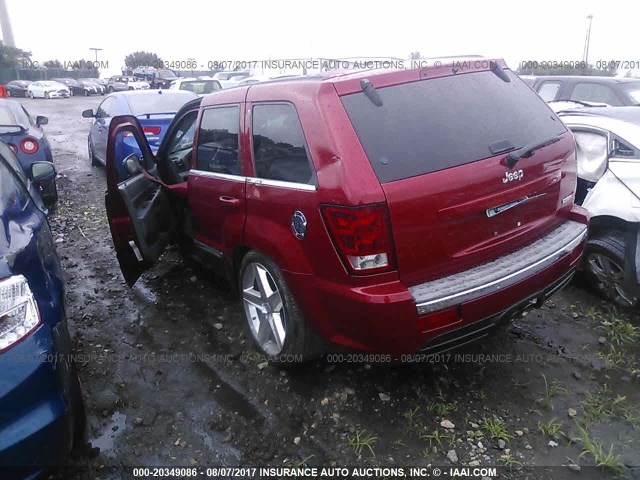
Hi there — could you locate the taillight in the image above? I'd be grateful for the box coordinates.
[0,275,40,352]
[143,126,161,136]
[8,143,17,154]
[20,138,39,154]
[322,204,395,274]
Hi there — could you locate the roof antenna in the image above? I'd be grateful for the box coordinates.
[360,79,383,107]
[490,61,510,83]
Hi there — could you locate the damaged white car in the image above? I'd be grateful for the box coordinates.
[557,104,640,307]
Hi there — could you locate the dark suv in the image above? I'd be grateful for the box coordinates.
[530,75,640,106]
[104,59,589,362]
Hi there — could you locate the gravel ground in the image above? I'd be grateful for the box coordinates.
[19,96,640,480]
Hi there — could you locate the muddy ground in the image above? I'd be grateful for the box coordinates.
[20,96,640,480]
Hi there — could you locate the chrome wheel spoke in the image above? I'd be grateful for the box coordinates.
[242,261,287,356]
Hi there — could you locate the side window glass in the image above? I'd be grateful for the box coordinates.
[97,97,115,118]
[537,81,561,102]
[196,106,241,174]
[570,83,621,106]
[252,103,314,185]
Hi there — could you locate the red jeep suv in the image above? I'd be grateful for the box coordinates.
[104,58,589,361]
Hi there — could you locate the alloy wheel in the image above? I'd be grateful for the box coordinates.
[587,252,638,307]
[241,262,286,356]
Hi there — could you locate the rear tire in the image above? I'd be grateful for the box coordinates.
[239,250,321,365]
[44,92,50,99]
[584,231,639,308]
[28,91,34,99]
[107,86,114,93]
[84,89,89,96]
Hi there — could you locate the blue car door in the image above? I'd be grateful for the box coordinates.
[93,96,118,162]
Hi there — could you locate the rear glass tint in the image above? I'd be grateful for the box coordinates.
[341,70,566,183]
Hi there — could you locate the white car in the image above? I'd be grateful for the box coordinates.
[27,81,70,99]
[168,77,222,96]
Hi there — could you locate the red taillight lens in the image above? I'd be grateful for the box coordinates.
[143,126,161,136]
[322,204,395,274]
[20,138,39,154]
[8,143,17,154]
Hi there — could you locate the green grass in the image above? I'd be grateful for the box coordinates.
[536,374,567,410]
[498,452,522,469]
[348,430,378,458]
[419,428,450,447]
[577,425,624,473]
[480,417,513,440]
[599,313,640,346]
[538,418,563,438]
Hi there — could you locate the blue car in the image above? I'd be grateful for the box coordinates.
[0,99,54,179]
[83,89,197,177]
[0,141,84,480]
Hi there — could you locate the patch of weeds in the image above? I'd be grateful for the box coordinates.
[536,374,567,410]
[538,418,563,438]
[431,401,457,418]
[284,455,314,468]
[581,385,628,423]
[577,425,624,473]
[348,430,378,458]
[585,307,602,323]
[599,312,640,346]
[419,428,449,448]
[597,345,640,374]
[402,406,422,432]
[244,351,262,363]
[512,379,529,389]
[498,452,522,469]
[474,390,488,401]
[480,417,513,440]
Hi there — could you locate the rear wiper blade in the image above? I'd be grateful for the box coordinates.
[505,135,562,169]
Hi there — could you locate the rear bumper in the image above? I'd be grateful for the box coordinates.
[288,217,588,354]
[409,220,588,315]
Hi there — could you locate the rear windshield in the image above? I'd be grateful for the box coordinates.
[126,93,195,116]
[0,106,17,125]
[179,80,221,94]
[341,70,567,183]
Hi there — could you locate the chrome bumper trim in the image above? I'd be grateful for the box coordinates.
[410,220,587,315]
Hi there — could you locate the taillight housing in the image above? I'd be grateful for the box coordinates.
[143,126,161,136]
[123,126,161,137]
[0,275,40,352]
[20,138,39,154]
[322,203,396,275]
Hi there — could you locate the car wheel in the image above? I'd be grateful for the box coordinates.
[107,87,114,93]
[6,89,10,97]
[239,250,320,364]
[84,89,89,96]
[28,91,34,99]
[88,138,99,166]
[44,91,50,99]
[585,231,639,308]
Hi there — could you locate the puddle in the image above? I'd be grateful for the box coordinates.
[89,411,127,456]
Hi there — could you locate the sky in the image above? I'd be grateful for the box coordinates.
[3,0,639,77]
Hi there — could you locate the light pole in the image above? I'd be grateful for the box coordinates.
[89,47,103,63]
[582,15,593,64]
[0,0,16,47]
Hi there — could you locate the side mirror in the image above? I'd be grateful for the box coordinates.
[30,161,58,206]
[36,115,48,127]
[82,109,95,118]
[123,153,142,176]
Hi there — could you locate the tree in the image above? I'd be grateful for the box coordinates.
[409,51,422,60]
[124,51,163,69]
[43,59,62,68]
[0,40,31,68]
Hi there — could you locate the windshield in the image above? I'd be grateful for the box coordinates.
[620,83,640,104]
[157,70,177,79]
[126,92,196,115]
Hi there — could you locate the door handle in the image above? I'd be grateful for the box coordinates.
[219,196,240,205]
